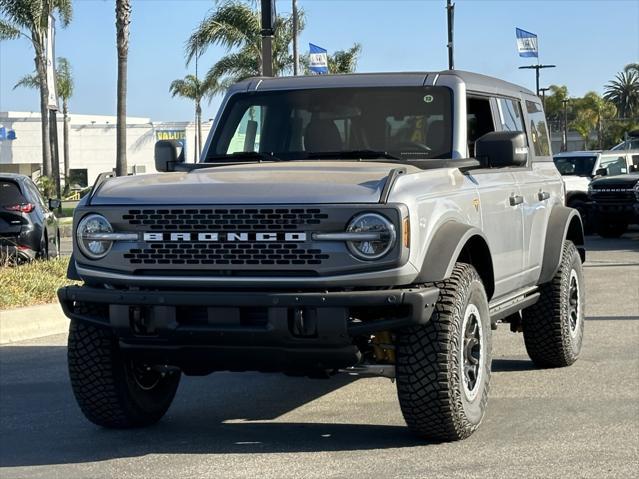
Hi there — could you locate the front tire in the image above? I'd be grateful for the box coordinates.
[68,315,181,428]
[396,263,492,442]
[522,241,585,367]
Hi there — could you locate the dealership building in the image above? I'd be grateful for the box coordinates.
[0,111,210,188]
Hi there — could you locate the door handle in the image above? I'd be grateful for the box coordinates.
[538,191,550,201]
[509,194,524,206]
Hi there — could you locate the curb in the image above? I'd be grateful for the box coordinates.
[0,303,69,344]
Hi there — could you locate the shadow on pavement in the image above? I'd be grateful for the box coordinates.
[0,345,423,468]
[491,358,537,372]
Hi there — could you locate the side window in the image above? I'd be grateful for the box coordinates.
[25,180,46,208]
[226,105,263,154]
[599,155,627,176]
[525,101,551,157]
[467,97,495,157]
[496,98,525,133]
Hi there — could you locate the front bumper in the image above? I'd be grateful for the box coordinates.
[58,285,439,374]
[590,202,639,224]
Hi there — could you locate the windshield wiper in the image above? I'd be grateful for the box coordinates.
[204,151,284,163]
[302,150,403,161]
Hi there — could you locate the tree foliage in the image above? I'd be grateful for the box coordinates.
[604,66,639,119]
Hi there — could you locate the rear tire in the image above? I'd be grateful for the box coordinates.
[37,234,49,260]
[522,241,584,367]
[396,263,492,442]
[68,312,181,428]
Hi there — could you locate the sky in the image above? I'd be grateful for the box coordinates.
[0,0,638,122]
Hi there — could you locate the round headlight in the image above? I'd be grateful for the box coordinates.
[346,213,396,260]
[76,214,113,259]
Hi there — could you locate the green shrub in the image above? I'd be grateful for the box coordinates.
[0,257,79,309]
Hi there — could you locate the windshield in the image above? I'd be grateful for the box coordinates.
[553,156,597,177]
[207,87,453,162]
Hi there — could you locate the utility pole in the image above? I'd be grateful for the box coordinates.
[292,0,299,75]
[561,98,569,152]
[519,64,555,96]
[446,0,455,70]
[260,0,274,76]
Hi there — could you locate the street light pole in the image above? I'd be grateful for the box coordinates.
[260,0,274,77]
[446,0,455,70]
[539,87,550,109]
[519,64,556,96]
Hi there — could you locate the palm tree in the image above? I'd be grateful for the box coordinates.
[327,43,362,74]
[185,1,304,91]
[14,57,74,187]
[169,75,216,162]
[604,70,639,119]
[115,0,131,177]
[0,0,72,177]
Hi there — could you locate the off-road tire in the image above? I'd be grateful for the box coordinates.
[522,241,584,367]
[68,310,181,428]
[596,223,627,239]
[396,263,492,442]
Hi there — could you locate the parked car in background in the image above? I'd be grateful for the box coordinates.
[0,173,61,262]
[610,129,639,151]
[588,172,639,238]
[553,150,639,231]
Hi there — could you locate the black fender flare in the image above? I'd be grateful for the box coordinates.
[538,205,585,285]
[415,221,495,300]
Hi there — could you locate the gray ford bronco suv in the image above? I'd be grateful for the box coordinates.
[59,71,586,441]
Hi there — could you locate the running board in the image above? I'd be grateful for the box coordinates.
[489,287,540,323]
[340,364,395,379]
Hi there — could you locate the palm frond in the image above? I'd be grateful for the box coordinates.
[13,72,39,90]
[185,1,260,64]
[0,17,21,39]
[54,0,72,27]
[56,56,73,100]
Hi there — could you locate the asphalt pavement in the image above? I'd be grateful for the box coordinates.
[1,232,638,478]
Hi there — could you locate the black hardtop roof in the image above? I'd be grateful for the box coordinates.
[232,70,536,97]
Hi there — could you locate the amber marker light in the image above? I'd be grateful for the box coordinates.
[402,217,410,248]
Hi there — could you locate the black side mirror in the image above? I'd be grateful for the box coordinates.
[48,198,61,209]
[595,168,607,177]
[155,140,185,172]
[475,131,528,168]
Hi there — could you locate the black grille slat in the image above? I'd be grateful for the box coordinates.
[124,241,329,266]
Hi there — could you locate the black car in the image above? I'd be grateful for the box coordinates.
[588,172,639,238]
[0,173,61,261]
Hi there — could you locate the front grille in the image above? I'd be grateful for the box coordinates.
[124,242,330,266]
[590,190,635,204]
[122,208,329,231]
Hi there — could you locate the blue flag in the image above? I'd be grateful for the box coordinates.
[309,43,329,74]
[516,28,538,58]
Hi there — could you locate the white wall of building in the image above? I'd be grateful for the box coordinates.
[0,111,213,186]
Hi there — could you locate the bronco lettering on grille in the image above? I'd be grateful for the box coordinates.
[143,232,307,242]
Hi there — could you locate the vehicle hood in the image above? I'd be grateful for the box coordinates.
[90,161,419,205]
[561,175,590,192]
[590,173,639,189]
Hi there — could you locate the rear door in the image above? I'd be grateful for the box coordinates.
[0,179,29,239]
[510,97,560,287]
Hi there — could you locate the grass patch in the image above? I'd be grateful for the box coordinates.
[0,257,79,310]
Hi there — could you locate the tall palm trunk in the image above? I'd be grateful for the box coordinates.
[115,0,131,177]
[196,100,202,162]
[62,98,70,187]
[34,45,52,177]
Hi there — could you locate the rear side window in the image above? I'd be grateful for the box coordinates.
[525,101,551,157]
[0,180,26,206]
[496,98,525,133]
